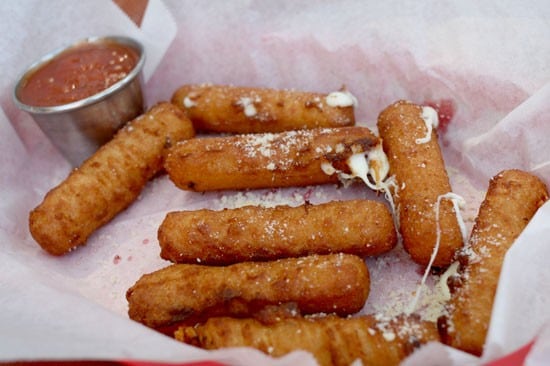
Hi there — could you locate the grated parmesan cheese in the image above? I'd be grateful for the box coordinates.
[183,96,197,108]
[237,96,261,117]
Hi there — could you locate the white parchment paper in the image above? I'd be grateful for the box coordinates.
[1,1,550,364]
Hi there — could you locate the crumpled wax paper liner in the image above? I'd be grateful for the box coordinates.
[1,1,550,365]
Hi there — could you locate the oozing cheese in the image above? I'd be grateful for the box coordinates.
[416,106,439,144]
[322,143,389,189]
[438,260,460,300]
[346,144,390,190]
[325,90,358,108]
[321,143,399,230]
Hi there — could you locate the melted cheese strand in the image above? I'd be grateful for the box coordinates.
[321,144,402,236]
[322,143,389,190]
[378,176,400,233]
[407,192,467,314]
[346,144,390,190]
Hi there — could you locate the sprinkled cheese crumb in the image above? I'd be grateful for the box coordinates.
[382,331,396,342]
[183,97,196,108]
[232,130,315,170]
[305,96,324,110]
[183,94,198,108]
[237,96,260,117]
[321,162,336,176]
[215,188,312,210]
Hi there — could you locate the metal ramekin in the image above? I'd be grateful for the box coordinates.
[13,35,146,166]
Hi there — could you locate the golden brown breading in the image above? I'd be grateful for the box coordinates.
[28,102,195,255]
[171,84,356,133]
[377,100,463,267]
[158,199,397,265]
[164,126,380,192]
[176,314,440,366]
[438,169,549,356]
[126,253,370,329]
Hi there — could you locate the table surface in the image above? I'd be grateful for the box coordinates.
[113,0,148,27]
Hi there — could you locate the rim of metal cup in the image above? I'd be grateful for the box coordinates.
[12,35,145,114]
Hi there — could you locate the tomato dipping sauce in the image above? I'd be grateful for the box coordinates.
[17,40,139,107]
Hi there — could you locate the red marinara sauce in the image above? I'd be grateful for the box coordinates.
[18,40,139,107]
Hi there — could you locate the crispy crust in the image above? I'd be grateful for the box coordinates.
[438,169,549,356]
[171,84,355,133]
[158,199,397,265]
[28,102,195,255]
[176,314,440,366]
[377,100,463,267]
[126,253,370,329]
[164,126,380,191]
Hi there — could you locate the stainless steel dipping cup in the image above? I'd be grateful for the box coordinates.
[13,36,146,166]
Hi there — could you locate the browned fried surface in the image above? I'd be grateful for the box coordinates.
[126,253,370,329]
[438,169,549,356]
[171,84,355,133]
[158,199,396,265]
[28,102,195,255]
[377,100,463,267]
[176,314,439,366]
[164,126,379,191]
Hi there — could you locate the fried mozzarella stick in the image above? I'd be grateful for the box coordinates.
[29,103,195,255]
[176,314,439,366]
[126,253,370,329]
[438,169,548,356]
[158,199,397,265]
[377,100,464,267]
[165,126,382,192]
[172,84,356,133]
